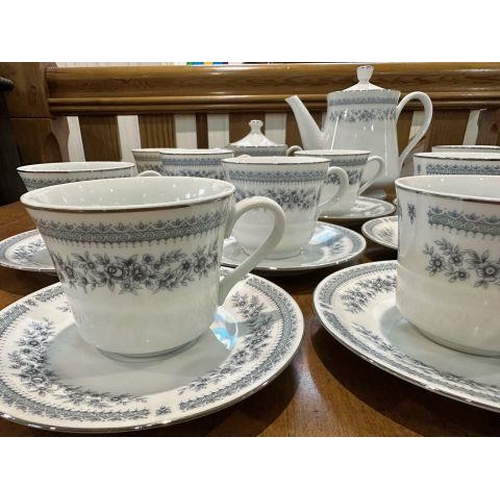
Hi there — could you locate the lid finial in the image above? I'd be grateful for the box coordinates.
[357,65,374,84]
[249,119,264,132]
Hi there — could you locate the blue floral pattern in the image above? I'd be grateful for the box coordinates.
[51,240,220,294]
[407,203,416,224]
[427,206,500,237]
[227,169,326,183]
[328,108,395,122]
[0,272,302,431]
[339,273,397,313]
[327,169,362,186]
[178,291,275,396]
[35,209,228,245]
[424,238,500,288]
[234,187,319,211]
[315,261,500,412]
[160,158,228,179]
[20,170,133,190]
[423,163,500,175]
[9,318,147,409]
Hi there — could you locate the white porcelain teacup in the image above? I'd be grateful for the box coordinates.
[17,161,138,191]
[159,148,234,179]
[21,177,285,359]
[414,151,500,176]
[395,175,500,356]
[222,155,348,259]
[131,148,167,173]
[293,149,384,215]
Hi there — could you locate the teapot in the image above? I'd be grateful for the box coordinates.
[286,65,433,191]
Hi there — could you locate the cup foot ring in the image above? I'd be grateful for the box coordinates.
[96,337,201,363]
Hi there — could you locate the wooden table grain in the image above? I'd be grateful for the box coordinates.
[1,201,500,437]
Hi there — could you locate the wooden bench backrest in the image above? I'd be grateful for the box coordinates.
[44,62,500,162]
[2,62,500,203]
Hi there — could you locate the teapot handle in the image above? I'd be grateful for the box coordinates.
[395,91,433,171]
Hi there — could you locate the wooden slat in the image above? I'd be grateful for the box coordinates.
[138,114,176,148]
[45,63,500,115]
[11,117,69,165]
[425,109,470,148]
[476,109,500,145]
[196,113,208,148]
[0,93,24,204]
[229,112,265,143]
[286,111,323,149]
[79,115,121,161]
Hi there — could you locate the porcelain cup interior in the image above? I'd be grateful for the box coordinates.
[17,161,138,191]
[222,155,334,259]
[159,148,234,180]
[395,175,500,356]
[413,151,500,176]
[293,149,382,215]
[20,176,285,359]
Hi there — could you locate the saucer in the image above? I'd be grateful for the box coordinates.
[222,222,366,274]
[361,215,398,250]
[320,196,396,225]
[0,269,303,433]
[0,229,54,273]
[314,261,500,413]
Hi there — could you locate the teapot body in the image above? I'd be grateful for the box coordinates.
[325,89,400,191]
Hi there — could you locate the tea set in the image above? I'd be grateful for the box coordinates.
[1,64,500,432]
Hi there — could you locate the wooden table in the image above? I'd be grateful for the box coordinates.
[1,201,500,437]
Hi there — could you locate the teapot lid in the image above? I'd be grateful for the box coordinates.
[230,120,279,147]
[343,65,385,91]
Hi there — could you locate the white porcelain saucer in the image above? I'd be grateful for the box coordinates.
[0,269,303,433]
[314,261,500,413]
[0,229,53,273]
[222,222,366,274]
[319,196,396,225]
[361,215,398,250]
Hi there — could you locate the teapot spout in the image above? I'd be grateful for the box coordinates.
[285,95,325,150]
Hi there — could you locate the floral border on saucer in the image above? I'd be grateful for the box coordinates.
[361,215,398,250]
[313,261,500,412]
[222,222,366,274]
[0,269,303,433]
[0,230,54,273]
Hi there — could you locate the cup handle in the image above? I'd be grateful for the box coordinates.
[137,170,162,177]
[218,196,286,305]
[319,166,349,208]
[358,155,384,195]
[286,145,303,156]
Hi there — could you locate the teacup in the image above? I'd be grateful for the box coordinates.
[21,177,285,358]
[395,175,500,356]
[131,148,166,173]
[293,149,384,215]
[159,148,234,179]
[432,145,500,154]
[414,151,500,176]
[222,155,348,259]
[17,161,137,191]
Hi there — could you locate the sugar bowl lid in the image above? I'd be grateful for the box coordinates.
[229,120,281,147]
